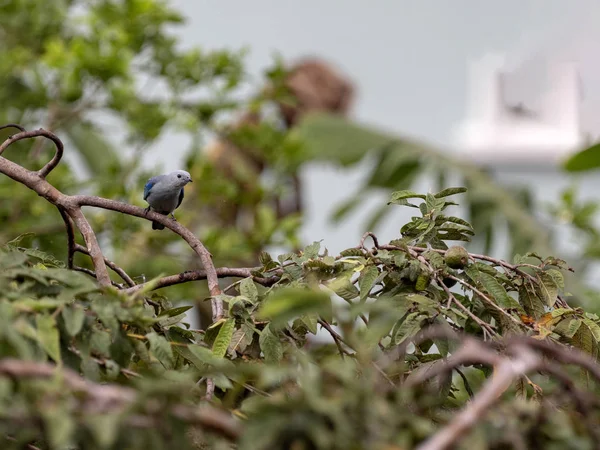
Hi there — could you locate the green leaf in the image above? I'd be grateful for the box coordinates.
[434,187,467,198]
[146,332,174,369]
[572,322,597,357]
[536,271,559,307]
[332,278,360,301]
[43,407,75,449]
[85,413,121,449]
[259,324,283,363]
[389,190,426,204]
[228,323,255,353]
[36,314,61,363]
[563,142,600,172]
[160,305,194,317]
[62,305,86,337]
[359,265,379,302]
[212,318,235,358]
[240,277,259,303]
[393,311,425,344]
[476,271,522,312]
[258,287,332,329]
[301,313,319,335]
[518,285,545,320]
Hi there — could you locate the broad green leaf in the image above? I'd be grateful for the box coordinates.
[36,314,61,363]
[304,241,321,258]
[240,278,259,303]
[545,269,564,289]
[259,324,283,363]
[85,414,121,449]
[160,305,194,317]
[572,323,597,357]
[359,265,379,302]
[476,271,523,312]
[62,305,86,336]
[518,285,545,320]
[434,187,467,198]
[212,318,235,358]
[43,407,75,449]
[563,142,600,172]
[258,287,332,328]
[229,323,255,353]
[536,271,559,307]
[389,190,426,204]
[393,311,425,345]
[146,332,174,369]
[582,318,600,342]
[301,313,319,335]
[332,278,360,301]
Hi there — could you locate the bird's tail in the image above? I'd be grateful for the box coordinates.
[152,221,165,230]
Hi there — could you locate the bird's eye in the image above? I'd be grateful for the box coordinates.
[177,174,181,178]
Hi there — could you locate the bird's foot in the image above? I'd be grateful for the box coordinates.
[144,206,151,216]
[169,213,177,221]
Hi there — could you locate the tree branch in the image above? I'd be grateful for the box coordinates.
[125,267,279,294]
[417,344,541,450]
[0,125,224,320]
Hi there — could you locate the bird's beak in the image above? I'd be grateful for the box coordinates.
[189,179,193,183]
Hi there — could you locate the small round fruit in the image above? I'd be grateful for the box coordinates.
[444,246,469,269]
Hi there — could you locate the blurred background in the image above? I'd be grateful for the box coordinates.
[3,0,600,327]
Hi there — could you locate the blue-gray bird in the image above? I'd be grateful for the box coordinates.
[143,170,193,230]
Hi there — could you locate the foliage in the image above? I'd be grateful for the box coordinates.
[2,189,600,449]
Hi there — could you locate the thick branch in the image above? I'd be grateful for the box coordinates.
[417,344,541,450]
[67,208,111,286]
[70,196,224,318]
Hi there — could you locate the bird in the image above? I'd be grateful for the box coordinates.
[143,170,193,230]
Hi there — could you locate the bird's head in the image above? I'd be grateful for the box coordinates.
[169,170,193,187]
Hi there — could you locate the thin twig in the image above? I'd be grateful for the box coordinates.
[449,275,528,330]
[125,268,280,294]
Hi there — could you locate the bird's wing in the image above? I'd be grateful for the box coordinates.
[176,188,184,209]
[143,176,161,200]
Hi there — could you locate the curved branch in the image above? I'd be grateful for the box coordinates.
[71,196,224,318]
[417,344,541,450]
[0,124,26,133]
[0,129,63,177]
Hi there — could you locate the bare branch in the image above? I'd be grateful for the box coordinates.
[0,129,63,177]
[417,344,541,450]
[0,124,26,133]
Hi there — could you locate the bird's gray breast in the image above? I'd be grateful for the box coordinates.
[146,188,180,214]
